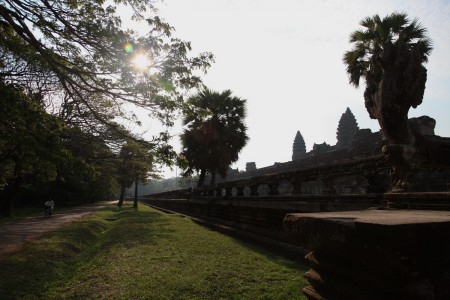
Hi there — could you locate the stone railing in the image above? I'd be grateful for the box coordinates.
[149,154,391,200]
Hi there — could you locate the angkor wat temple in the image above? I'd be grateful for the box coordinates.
[226,107,450,194]
[145,107,450,300]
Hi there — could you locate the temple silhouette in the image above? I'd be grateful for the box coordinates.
[144,107,450,300]
[226,107,449,194]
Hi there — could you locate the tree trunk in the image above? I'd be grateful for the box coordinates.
[209,169,217,197]
[210,169,217,190]
[365,69,412,145]
[118,181,126,207]
[197,169,206,187]
[364,41,427,146]
[379,109,411,145]
[133,178,138,209]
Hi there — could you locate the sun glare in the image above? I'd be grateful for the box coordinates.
[132,53,151,71]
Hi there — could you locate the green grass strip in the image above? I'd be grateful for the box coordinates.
[0,202,308,299]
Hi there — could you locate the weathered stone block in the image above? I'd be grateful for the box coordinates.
[284,210,450,299]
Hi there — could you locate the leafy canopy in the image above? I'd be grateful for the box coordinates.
[0,0,214,144]
[343,12,432,87]
[0,0,215,215]
[180,88,249,187]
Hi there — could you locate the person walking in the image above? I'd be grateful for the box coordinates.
[44,199,55,218]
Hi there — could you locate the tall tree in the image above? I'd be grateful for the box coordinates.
[0,0,213,148]
[0,82,63,215]
[0,80,123,215]
[0,0,214,213]
[117,141,156,208]
[55,125,121,204]
[180,88,249,189]
[343,12,432,145]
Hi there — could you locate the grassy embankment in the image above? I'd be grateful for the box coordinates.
[0,202,308,299]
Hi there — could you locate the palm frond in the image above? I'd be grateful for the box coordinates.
[400,18,428,43]
[343,12,432,88]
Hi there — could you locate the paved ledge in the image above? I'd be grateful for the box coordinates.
[284,209,450,300]
[285,209,450,226]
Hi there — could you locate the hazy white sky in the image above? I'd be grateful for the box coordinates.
[135,0,450,177]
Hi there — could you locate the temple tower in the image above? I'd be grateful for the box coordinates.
[292,131,306,161]
[336,107,359,149]
[246,162,257,172]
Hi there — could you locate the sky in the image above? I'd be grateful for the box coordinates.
[132,0,450,177]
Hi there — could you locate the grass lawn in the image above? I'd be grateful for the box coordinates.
[0,202,308,299]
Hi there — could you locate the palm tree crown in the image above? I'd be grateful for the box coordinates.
[343,12,432,88]
[180,88,249,188]
[343,12,432,145]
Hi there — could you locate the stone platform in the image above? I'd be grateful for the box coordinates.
[284,209,450,300]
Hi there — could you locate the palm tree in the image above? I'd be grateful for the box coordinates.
[180,88,249,189]
[343,12,432,145]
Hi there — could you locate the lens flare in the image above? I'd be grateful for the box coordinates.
[124,43,134,53]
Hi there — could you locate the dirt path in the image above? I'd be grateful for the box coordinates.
[0,201,116,257]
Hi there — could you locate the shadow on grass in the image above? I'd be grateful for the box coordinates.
[0,204,174,299]
[140,204,309,269]
[1,204,308,299]
[189,218,307,267]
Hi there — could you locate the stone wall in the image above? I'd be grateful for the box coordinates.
[141,194,383,247]
[284,209,450,299]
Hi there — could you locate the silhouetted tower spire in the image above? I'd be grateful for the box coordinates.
[246,162,257,172]
[292,131,306,161]
[336,107,359,149]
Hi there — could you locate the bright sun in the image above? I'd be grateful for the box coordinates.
[131,53,151,71]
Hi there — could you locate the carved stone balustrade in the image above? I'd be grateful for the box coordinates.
[147,155,392,201]
[203,154,391,198]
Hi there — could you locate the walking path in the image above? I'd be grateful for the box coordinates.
[0,201,116,257]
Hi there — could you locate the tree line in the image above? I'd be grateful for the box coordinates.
[0,0,209,216]
[0,0,250,216]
